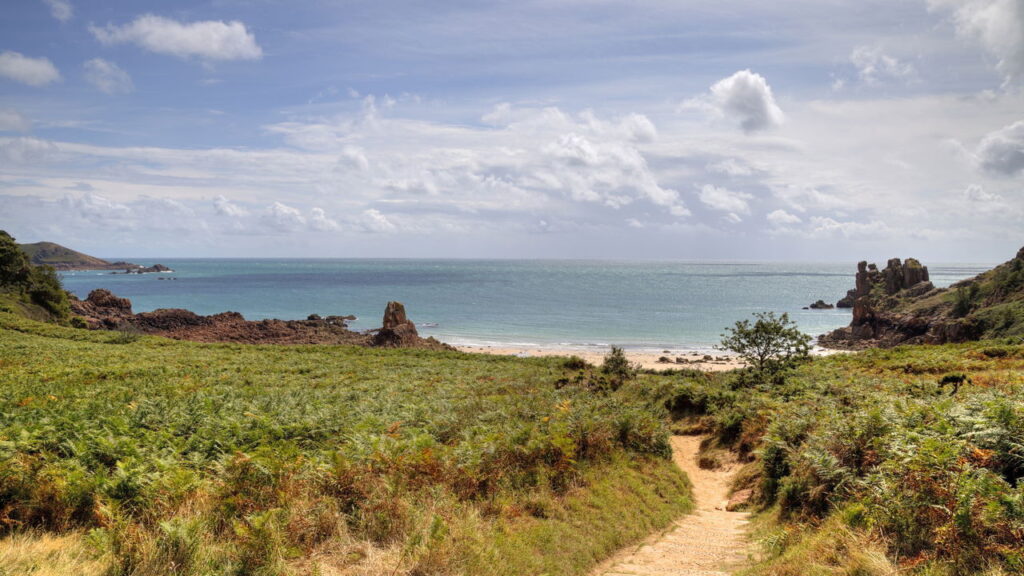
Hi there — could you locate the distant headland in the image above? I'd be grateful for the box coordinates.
[18,240,172,273]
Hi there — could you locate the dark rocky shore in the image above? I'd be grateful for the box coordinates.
[71,289,453,350]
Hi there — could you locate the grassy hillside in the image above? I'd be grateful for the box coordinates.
[0,311,692,576]
[18,241,113,269]
[667,341,1024,576]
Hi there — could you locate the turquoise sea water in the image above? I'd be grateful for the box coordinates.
[59,260,990,351]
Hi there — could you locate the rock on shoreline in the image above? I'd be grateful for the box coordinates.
[70,289,452,349]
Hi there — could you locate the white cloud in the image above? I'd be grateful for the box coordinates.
[808,216,891,238]
[974,120,1024,175]
[213,195,247,217]
[706,158,754,177]
[698,184,752,214]
[338,145,370,172]
[42,0,72,22]
[482,102,513,126]
[619,113,657,143]
[310,207,339,231]
[0,51,61,86]
[262,201,306,231]
[0,109,30,132]
[0,137,58,164]
[359,209,396,233]
[90,15,263,62]
[83,58,133,94]
[963,184,1002,202]
[850,45,915,84]
[703,70,784,133]
[930,0,1024,83]
[766,209,802,226]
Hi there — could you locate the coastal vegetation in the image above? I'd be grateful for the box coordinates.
[0,311,691,575]
[0,231,70,323]
[2,237,1023,575]
[663,340,1024,576]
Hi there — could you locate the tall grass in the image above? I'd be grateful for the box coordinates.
[0,311,692,575]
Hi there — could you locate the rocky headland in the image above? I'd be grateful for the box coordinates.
[18,240,171,272]
[70,289,452,350]
[820,247,1024,349]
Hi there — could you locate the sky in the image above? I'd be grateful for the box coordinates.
[0,0,1022,261]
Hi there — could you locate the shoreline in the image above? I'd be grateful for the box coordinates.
[456,345,746,371]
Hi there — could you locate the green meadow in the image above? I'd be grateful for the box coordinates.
[1,300,1022,575]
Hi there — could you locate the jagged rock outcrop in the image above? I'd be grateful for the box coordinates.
[372,301,423,347]
[820,248,1024,349]
[808,299,834,310]
[70,289,135,328]
[70,289,453,349]
[836,289,857,308]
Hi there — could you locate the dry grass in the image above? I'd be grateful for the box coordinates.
[0,531,109,576]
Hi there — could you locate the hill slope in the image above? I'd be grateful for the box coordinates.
[18,241,132,270]
[821,246,1024,348]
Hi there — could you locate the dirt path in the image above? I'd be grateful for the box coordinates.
[591,436,751,576]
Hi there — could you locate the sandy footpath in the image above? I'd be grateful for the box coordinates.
[590,435,751,576]
[455,346,746,371]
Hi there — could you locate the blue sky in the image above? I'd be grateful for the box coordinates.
[0,0,1022,261]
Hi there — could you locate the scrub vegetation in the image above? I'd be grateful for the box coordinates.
[0,311,691,576]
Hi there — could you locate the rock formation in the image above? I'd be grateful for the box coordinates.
[820,248,1024,349]
[808,299,834,310]
[70,289,452,350]
[70,289,135,328]
[372,301,423,347]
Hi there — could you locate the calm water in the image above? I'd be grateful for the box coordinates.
[60,260,990,351]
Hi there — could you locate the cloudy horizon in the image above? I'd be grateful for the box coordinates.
[1,0,1022,262]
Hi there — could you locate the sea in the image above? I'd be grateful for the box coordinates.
[59,260,992,353]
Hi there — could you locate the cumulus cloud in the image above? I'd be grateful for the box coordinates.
[359,209,396,233]
[310,207,340,231]
[850,45,916,84]
[83,58,133,94]
[619,113,657,143]
[700,70,784,133]
[213,195,247,217]
[974,120,1024,175]
[90,15,263,62]
[262,201,306,231]
[42,0,72,22]
[698,184,752,214]
[930,0,1024,83]
[0,109,30,132]
[0,51,61,86]
[766,209,802,226]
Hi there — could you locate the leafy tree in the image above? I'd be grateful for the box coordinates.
[0,230,70,320]
[0,230,32,287]
[719,312,812,376]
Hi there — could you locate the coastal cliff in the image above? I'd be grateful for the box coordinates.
[820,247,1024,349]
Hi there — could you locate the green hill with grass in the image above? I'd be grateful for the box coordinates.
[17,240,129,270]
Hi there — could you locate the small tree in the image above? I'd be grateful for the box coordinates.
[601,346,637,390]
[719,312,811,376]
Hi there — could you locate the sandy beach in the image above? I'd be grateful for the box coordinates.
[456,345,746,371]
